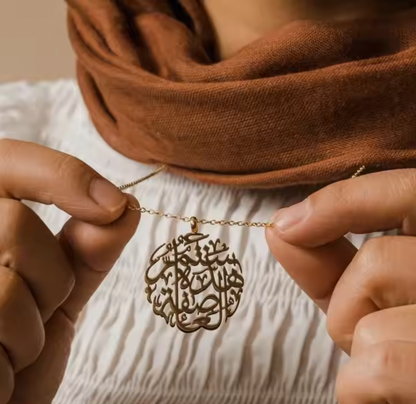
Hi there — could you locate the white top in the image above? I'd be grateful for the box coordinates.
[0,80,368,404]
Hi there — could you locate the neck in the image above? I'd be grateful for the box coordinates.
[203,0,416,58]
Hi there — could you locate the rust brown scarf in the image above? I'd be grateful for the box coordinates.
[67,0,416,188]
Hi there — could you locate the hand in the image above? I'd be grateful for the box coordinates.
[0,139,140,404]
[266,169,416,403]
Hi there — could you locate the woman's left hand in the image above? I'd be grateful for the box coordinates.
[266,169,416,404]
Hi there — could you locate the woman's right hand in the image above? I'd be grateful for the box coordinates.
[0,139,140,404]
[266,169,416,403]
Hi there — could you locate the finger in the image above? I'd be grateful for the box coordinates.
[327,236,416,353]
[0,346,13,404]
[9,199,140,403]
[58,195,140,321]
[9,311,74,404]
[270,169,416,247]
[352,305,416,358]
[0,267,44,373]
[337,341,416,404]
[0,199,74,322]
[0,139,126,225]
[266,229,357,312]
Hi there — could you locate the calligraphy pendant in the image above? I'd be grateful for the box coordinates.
[144,218,244,333]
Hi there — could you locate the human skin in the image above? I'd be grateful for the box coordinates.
[2,146,416,403]
[2,2,416,401]
[204,7,416,399]
[204,0,416,58]
[0,139,140,403]
[267,169,416,403]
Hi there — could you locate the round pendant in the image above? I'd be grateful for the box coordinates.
[144,229,244,333]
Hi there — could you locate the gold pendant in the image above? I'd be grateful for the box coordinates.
[144,218,244,333]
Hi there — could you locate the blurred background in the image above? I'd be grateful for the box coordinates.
[0,0,75,82]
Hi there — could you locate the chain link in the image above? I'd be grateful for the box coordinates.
[127,204,273,228]
[118,165,167,191]
[351,165,366,178]
[120,165,366,229]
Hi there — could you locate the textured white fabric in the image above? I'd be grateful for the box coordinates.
[0,80,371,404]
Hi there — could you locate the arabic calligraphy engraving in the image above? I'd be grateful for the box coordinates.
[144,232,244,333]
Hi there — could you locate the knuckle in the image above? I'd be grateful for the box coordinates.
[55,153,93,185]
[0,199,75,317]
[361,341,398,396]
[0,200,36,267]
[354,237,387,272]
[18,331,45,372]
[13,329,45,373]
[370,341,397,374]
[0,197,30,230]
[343,237,398,311]
[336,342,396,403]
[353,236,396,290]
[0,266,25,292]
[353,313,380,350]
[359,236,385,257]
[0,269,45,372]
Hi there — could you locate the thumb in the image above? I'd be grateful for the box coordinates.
[0,140,128,226]
[57,194,140,321]
[269,170,416,248]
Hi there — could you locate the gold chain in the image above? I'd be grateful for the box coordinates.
[351,165,366,178]
[118,165,167,191]
[119,165,366,228]
[128,206,273,228]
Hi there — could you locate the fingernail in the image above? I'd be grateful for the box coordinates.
[90,178,126,212]
[273,201,309,232]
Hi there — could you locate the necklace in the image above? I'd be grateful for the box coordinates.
[119,165,366,333]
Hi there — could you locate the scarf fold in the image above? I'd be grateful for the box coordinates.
[67,0,416,188]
